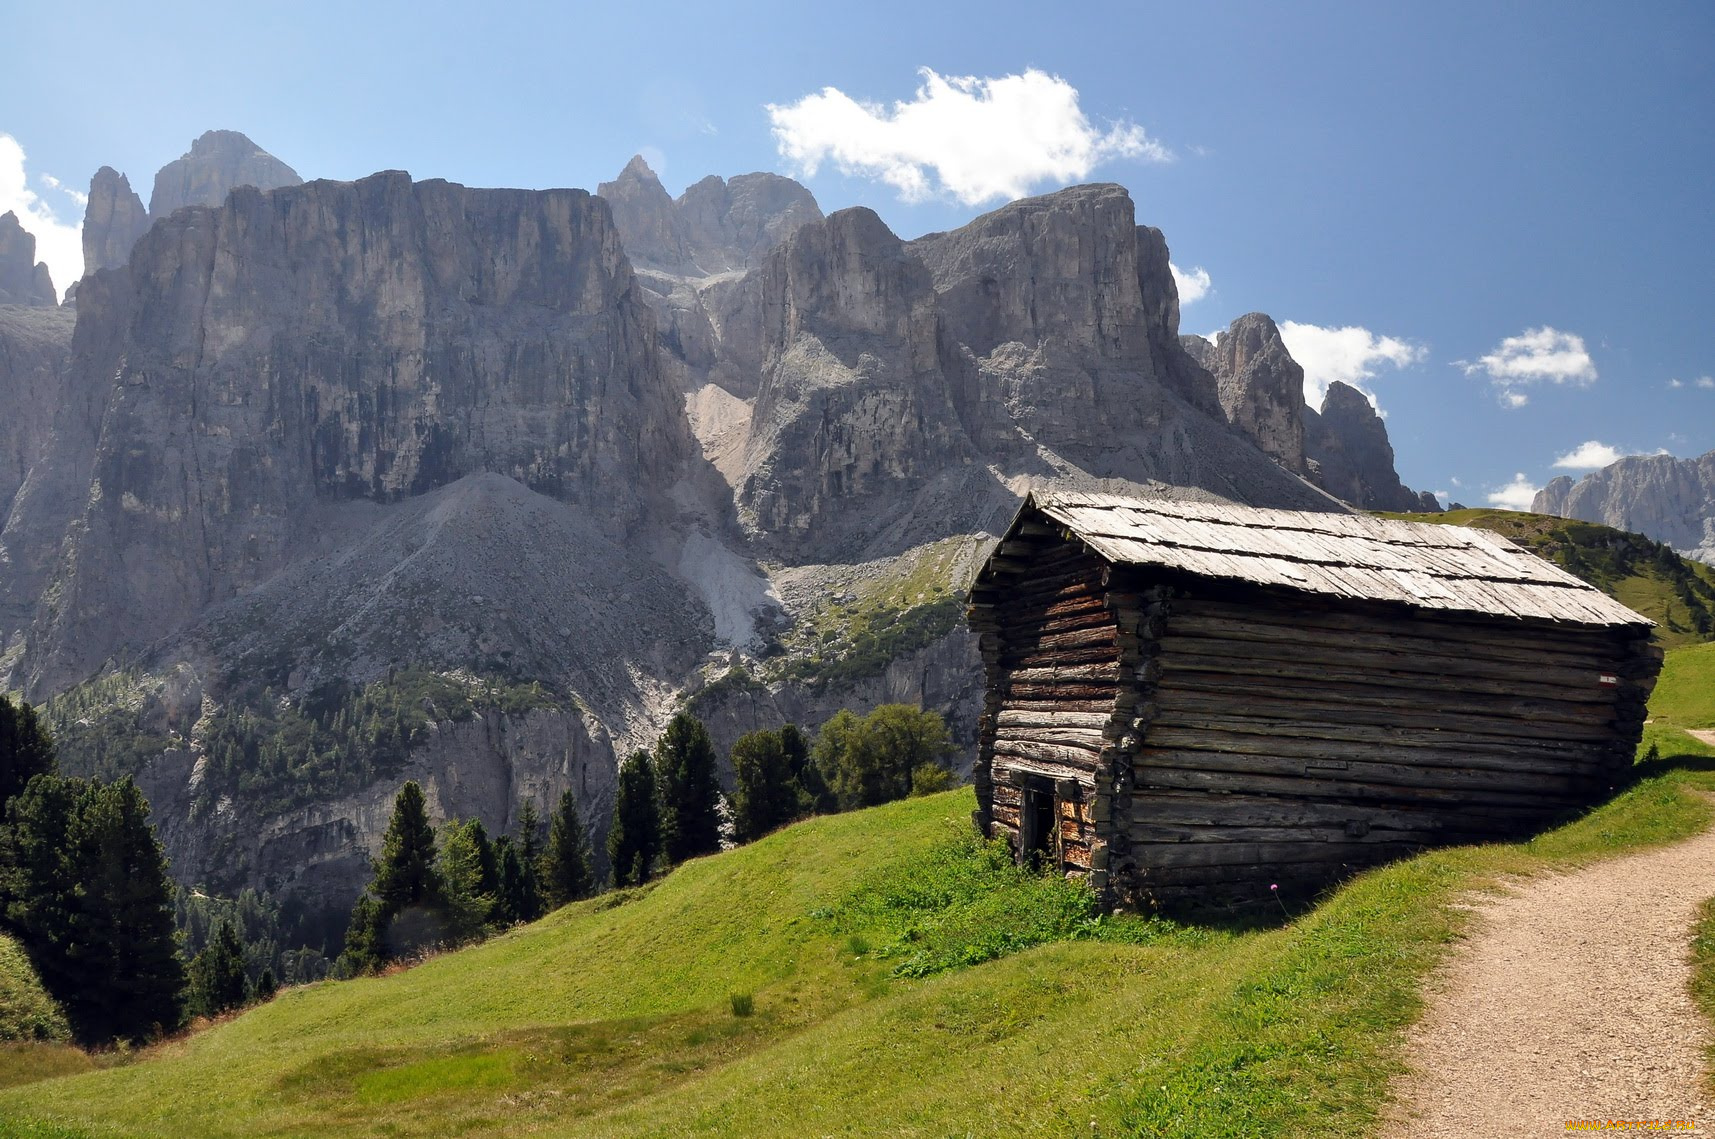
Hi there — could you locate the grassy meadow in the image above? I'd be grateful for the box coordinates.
[6,581,1715,1136]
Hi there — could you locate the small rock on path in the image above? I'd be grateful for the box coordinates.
[1381,824,1715,1136]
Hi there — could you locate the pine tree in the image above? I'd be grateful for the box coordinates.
[654,712,721,864]
[512,799,546,922]
[492,839,531,925]
[544,788,594,905]
[0,774,83,1007]
[730,729,797,843]
[188,918,249,1017]
[0,694,56,806]
[62,778,186,1044]
[438,819,496,944]
[608,751,660,888]
[339,891,384,975]
[368,781,446,960]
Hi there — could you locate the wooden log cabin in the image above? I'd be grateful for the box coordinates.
[968,490,1661,912]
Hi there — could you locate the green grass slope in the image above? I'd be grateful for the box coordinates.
[1380,508,1715,648]
[7,751,1715,1137]
[0,933,68,1046]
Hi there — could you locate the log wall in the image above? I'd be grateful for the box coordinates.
[1110,578,1659,910]
[970,530,1120,878]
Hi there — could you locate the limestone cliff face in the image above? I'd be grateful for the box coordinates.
[0,214,57,306]
[81,167,150,273]
[598,158,823,393]
[1187,316,1435,512]
[1199,313,1307,473]
[1535,452,1715,563]
[678,172,823,274]
[736,208,974,557]
[1304,382,1431,513]
[148,129,302,217]
[0,306,74,514]
[24,172,694,692]
[909,184,1163,450]
[596,155,693,271]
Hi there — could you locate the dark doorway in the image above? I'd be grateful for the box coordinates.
[1019,779,1055,871]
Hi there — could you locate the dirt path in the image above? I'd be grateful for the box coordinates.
[1688,729,1715,748]
[1381,825,1715,1136]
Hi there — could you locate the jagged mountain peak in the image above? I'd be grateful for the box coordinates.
[0,211,57,306]
[148,129,302,218]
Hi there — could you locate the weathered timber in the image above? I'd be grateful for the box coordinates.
[971,491,1659,914]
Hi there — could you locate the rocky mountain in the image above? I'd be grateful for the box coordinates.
[1535,451,1715,564]
[0,214,57,306]
[1185,313,1437,512]
[80,167,149,273]
[148,129,302,218]
[0,141,1433,922]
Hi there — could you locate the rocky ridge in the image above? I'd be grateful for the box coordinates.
[0,138,1432,913]
[148,129,302,218]
[1536,451,1715,564]
[0,214,57,306]
[1185,313,1437,512]
[80,167,149,273]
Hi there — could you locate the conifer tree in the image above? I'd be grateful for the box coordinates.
[188,918,249,1017]
[0,694,55,806]
[608,751,660,888]
[730,729,797,843]
[653,713,721,864]
[62,778,186,1043]
[372,782,443,917]
[339,892,384,975]
[512,799,546,921]
[544,788,594,905]
[359,780,446,961]
[438,819,497,944]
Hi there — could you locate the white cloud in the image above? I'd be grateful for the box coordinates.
[1669,378,1685,389]
[1170,263,1210,305]
[1462,326,1596,407]
[1277,320,1426,408]
[39,173,86,207]
[1486,473,1540,511]
[1699,376,1715,390]
[1551,441,1624,470]
[0,134,81,300]
[767,67,1170,206]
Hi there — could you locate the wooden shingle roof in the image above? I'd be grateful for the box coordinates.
[1002,490,1651,629]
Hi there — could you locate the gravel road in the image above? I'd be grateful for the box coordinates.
[1381,824,1715,1136]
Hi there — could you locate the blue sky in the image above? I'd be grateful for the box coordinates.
[4,0,1712,507]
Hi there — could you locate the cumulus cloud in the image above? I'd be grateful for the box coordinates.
[1461,326,1597,407]
[0,134,82,300]
[1551,441,1624,470]
[1277,321,1426,408]
[1170,263,1211,305]
[767,67,1169,206]
[1700,376,1715,390]
[1486,473,1540,511]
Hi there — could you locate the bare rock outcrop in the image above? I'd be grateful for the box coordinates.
[81,166,150,272]
[596,155,693,271]
[1197,312,1307,473]
[0,305,75,522]
[1535,452,1715,563]
[148,129,301,218]
[23,171,694,693]
[1305,381,1432,512]
[0,214,57,306]
[735,207,975,557]
[678,171,823,274]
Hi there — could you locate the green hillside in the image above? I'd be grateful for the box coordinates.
[1380,508,1715,647]
[0,934,68,1046]
[6,745,1715,1136]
